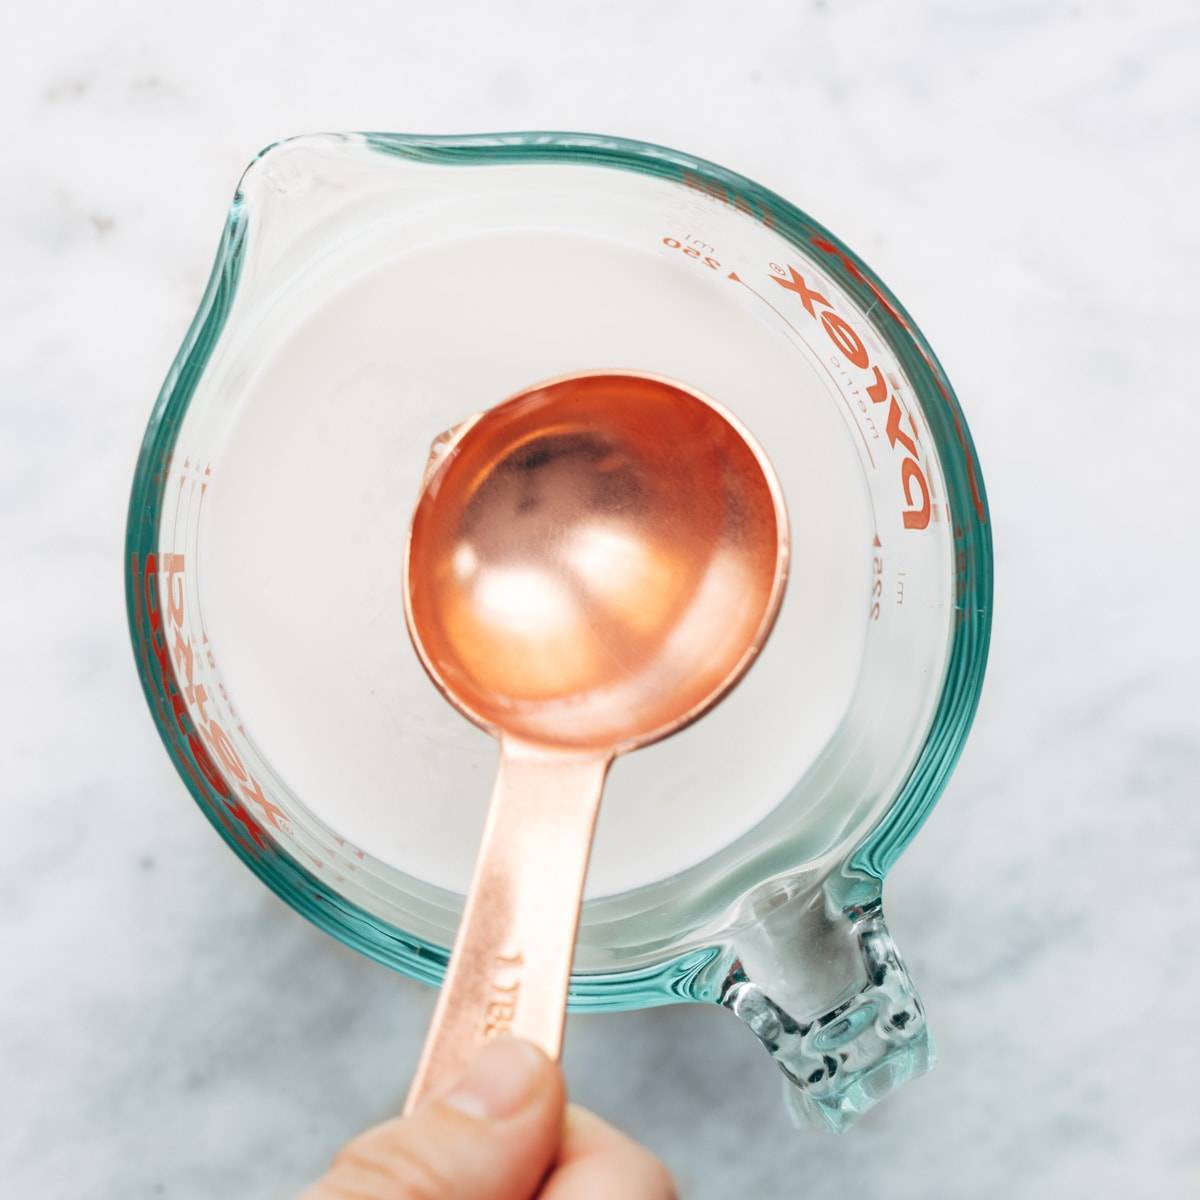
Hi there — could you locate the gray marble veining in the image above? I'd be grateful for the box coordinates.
[2,1,1198,1196]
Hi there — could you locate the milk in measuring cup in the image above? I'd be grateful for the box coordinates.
[200,229,874,897]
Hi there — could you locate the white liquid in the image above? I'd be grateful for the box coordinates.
[201,230,873,898]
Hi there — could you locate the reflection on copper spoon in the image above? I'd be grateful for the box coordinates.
[402,371,789,1110]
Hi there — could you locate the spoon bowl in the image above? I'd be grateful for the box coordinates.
[406,371,789,751]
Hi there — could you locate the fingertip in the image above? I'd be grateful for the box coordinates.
[439,1037,555,1119]
[306,1043,567,1199]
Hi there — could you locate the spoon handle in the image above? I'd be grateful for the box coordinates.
[404,740,611,1112]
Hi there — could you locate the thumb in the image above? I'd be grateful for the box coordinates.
[300,1038,565,1200]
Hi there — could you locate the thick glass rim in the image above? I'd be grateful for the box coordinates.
[125,131,992,1010]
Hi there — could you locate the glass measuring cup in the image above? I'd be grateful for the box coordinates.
[125,131,992,1131]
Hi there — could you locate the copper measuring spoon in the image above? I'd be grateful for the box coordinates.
[402,370,789,1110]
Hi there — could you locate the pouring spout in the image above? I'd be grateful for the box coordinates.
[721,891,932,1132]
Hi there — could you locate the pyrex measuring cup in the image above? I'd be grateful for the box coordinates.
[125,131,992,1131]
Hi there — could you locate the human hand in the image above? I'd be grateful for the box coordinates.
[300,1038,676,1199]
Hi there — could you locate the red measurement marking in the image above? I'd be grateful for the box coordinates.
[929,368,985,524]
[680,171,775,229]
[661,235,720,270]
[131,553,259,855]
[158,552,286,837]
[194,476,212,641]
[726,271,877,470]
[227,797,269,849]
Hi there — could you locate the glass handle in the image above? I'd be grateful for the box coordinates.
[721,894,932,1132]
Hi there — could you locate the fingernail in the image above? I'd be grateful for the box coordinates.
[441,1038,545,1119]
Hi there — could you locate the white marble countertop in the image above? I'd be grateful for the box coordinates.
[3,2,1198,1196]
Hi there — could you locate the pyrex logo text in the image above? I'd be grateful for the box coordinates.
[772,266,931,531]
